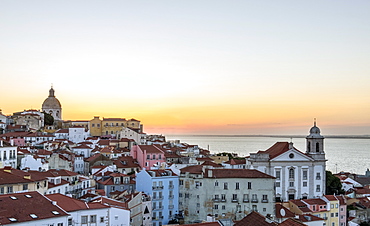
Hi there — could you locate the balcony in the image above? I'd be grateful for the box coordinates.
[213,198,220,202]
[153,206,163,210]
[232,199,239,203]
[152,196,163,200]
[261,199,268,203]
[152,186,164,190]
[221,199,226,202]
[169,205,174,209]
[243,199,249,203]
[251,199,258,203]
[169,195,174,199]
[169,185,174,189]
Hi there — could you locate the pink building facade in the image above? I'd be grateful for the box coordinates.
[130,145,166,169]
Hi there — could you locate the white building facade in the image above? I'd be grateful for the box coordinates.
[247,122,326,202]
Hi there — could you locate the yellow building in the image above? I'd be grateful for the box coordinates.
[89,116,142,137]
[0,167,48,195]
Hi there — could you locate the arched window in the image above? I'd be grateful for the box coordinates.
[289,168,295,179]
[307,142,311,152]
[316,142,320,152]
[56,111,59,117]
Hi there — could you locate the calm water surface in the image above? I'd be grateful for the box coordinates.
[166,135,370,175]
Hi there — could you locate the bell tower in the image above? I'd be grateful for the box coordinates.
[306,119,325,160]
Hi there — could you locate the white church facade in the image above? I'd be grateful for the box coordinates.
[42,86,62,121]
[246,122,326,202]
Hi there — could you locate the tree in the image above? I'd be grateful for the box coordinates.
[326,170,344,195]
[43,111,54,126]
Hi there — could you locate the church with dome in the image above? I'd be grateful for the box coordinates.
[41,86,62,121]
[246,121,327,202]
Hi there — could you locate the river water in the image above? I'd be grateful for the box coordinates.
[166,135,370,175]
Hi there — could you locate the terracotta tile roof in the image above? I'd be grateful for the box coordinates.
[113,156,140,168]
[98,140,110,145]
[257,142,305,159]
[72,144,92,149]
[0,168,35,185]
[48,169,78,177]
[138,145,164,154]
[235,211,277,226]
[278,218,307,226]
[336,195,346,205]
[36,149,52,155]
[205,169,275,179]
[224,158,246,165]
[46,193,108,212]
[0,191,68,225]
[94,197,128,210]
[148,169,176,177]
[275,204,296,218]
[55,129,68,133]
[297,214,324,222]
[289,200,312,213]
[303,198,327,206]
[180,165,204,174]
[324,195,337,201]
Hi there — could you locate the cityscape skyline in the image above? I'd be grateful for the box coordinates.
[1,1,370,135]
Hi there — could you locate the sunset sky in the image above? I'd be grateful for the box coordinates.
[1,1,370,135]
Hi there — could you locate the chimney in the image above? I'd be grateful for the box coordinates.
[289,142,294,149]
[4,166,12,173]
[24,174,31,180]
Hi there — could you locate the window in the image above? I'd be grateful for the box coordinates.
[159,155,162,160]
[90,215,97,223]
[289,181,294,187]
[248,182,252,189]
[153,155,156,160]
[214,205,218,209]
[316,172,321,180]
[23,184,28,191]
[147,155,150,160]
[0,187,4,194]
[331,213,334,217]
[289,168,295,179]
[179,180,183,185]
[252,205,257,211]
[275,182,280,187]
[236,182,240,190]
[92,124,95,127]
[68,218,73,226]
[232,194,238,201]
[316,185,320,192]
[276,170,281,180]
[303,181,307,187]
[262,195,268,202]
[81,216,88,224]
[252,194,257,202]
[100,217,104,223]
[331,204,334,208]
[215,181,219,186]
[243,194,249,202]
[221,194,226,201]
[224,182,228,190]
[197,203,200,207]
[97,124,100,128]
[303,170,308,180]
[222,205,226,210]
[7,186,13,194]
[336,204,338,208]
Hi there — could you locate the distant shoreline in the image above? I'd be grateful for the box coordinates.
[166,134,370,139]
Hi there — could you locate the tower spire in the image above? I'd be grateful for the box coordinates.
[314,118,316,127]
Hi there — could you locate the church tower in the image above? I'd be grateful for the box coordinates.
[42,86,62,121]
[306,119,325,160]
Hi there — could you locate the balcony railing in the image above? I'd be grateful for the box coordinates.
[243,199,249,203]
[169,185,174,189]
[152,186,164,190]
[169,205,174,209]
[232,199,239,203]
[221,199,226,202]
[261,199,268,203]
[251,199,258,203]
[213,198,220,202]
[169,195,174,199]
